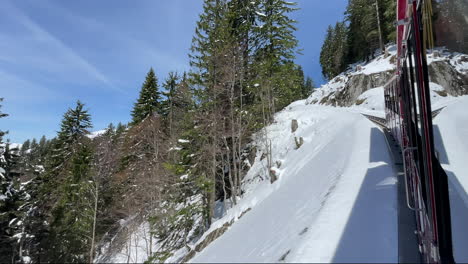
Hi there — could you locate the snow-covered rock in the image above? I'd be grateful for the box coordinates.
[309,47,468,107]
[87,129,107,139]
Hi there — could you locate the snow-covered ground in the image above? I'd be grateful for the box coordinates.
[433,96,468,262]
[188,85,468,262]
[190,102,398,263]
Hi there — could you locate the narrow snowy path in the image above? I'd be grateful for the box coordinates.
[191,106,398,263]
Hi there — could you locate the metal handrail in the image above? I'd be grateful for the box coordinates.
[402,147,422,211]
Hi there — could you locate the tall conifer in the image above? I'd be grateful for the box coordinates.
[131,68,161,124]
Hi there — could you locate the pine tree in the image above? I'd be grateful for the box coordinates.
[331,21,348,76]
[38,135,48,160]
[382,0,396,43]
[47,100,92,173]
[36,101,94,262]
[253,0,300,114]
[320,25,334,80]
[115,122,126,135]
[103,123,115,138]
[161,72,179,134]
[0,98,14,263]
[49,143,94,263]
[303,77,315,97]
[21,139,31,154]
[131,68,161,124]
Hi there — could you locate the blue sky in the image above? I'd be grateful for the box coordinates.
[0,0,347,143]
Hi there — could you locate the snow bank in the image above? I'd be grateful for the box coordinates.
[433,96,468,263]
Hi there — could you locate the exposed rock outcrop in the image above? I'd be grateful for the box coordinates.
[310,49,468,107]
[428,60,468,96]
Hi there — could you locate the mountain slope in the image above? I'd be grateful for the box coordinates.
[191,103,398,263]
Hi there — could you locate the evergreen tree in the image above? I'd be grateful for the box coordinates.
[303,77,315,97]
[331,21,348,76]
[103,123,115,138]
[38,135,48,159]
[345,0,373,62]
[37,101,94,261]
[47,100,92,173]
[253,0,300,113]
[115,122,126,136]
[131,68,161,124]
[21,139,31,154]
[49,143,94,263]
[320,25,334,80]
[161,72,179,134]
[0,98,13,263]
[382,0,396,43]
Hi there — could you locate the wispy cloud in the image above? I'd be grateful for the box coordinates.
[1,0,119,91]
[36,0,189,76]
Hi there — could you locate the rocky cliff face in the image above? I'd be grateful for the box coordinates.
[428,52,468,96]
[309,47,468,107]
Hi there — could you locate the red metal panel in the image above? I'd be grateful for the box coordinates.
[397,0,407,61]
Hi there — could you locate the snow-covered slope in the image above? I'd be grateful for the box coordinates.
[190,102,398,263]
[188,48,468,263]
[100,47,468,263]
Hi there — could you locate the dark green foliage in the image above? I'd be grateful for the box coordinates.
[382,0,396,42]
[0,101,22,263]
[49,143,94,263]
[161,72,180,134]
[46,101,92,174]
[252,0,301,113]
[131,68,162,124]
[303,77,315,97]
[21,139,31,154]
[320,22,348,79]
[36,101,95,262]
[320,0,398,79]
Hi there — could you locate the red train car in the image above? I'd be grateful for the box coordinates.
[383,0,465,262]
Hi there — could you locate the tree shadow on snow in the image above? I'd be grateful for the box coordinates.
[332,128,398,263]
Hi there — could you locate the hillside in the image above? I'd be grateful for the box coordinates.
[94,48,468,263]
[186,53,468,263]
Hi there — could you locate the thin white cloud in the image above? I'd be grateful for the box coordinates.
[36,0,189,76]
[1,1,120,92]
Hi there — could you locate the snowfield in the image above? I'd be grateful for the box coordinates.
[189,87,468,262]
[190,102,398,263]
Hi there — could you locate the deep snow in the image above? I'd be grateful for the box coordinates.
[190,103,398,263]
[189,84,468,263]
